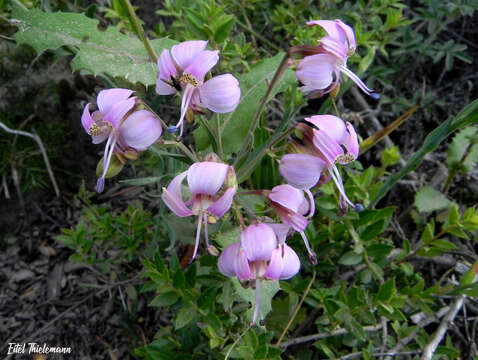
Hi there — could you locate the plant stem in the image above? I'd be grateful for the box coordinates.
[443,140,474,193]
[234,52,290,166]
[120,0,158,63]
[276,270,316,347]
[162,140,199,162]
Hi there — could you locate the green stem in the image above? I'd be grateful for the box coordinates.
[120,0,158,63]
[443,141,474,193]
[276,270,316,347]
[234,52,291,166]
[162,140,199,163]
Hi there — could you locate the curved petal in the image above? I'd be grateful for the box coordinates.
[81,103,94,133]
[307,20,346,44]
[119,110,162,151]
[336,20,356,53]
[269,184,304,213]
[241,223,277,262]
[184,50,219,82]
[312,128,344,165]
[264,247,284,281]
[197,74,241,113]
[156,79,177,95]
[92,133,109,144]
[162,171,193,217]
[207,187,236,218]
[306,115,347,144]
[279,244,301,280]
[158,49,178,80]
[296,54,335,90]
[187,162,228,195]
[103,98,136,128]
[279,154,325,190]
[218,242,241,277]
[319,36,348,62]
[344,122,359,161]
[97,88,134,115]
[171,40,208,70]
[280,210,308,233]
[234,249,253,281]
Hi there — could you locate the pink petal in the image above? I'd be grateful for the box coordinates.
[312,128,344,165]
[184,50,219,81]
[234,249,253,281]
[162,171,193,217]
[269,184,305,213]
[197,74,241,113]
[307,115,347,144]
[218,242,241,277]
[119,110,162,151]
[81,103,94,133]
[279,154,326,190]
[335,20,356,53]
[296,54,335,90]
[264,247,284,281]
[207,187,236,218]
[97,88,134,115]
[241,223,277,262]
[156,80,177,96]
[319,36,348,62]
[344,122,359,161]
[279,244,301,280]
[187,162,228,195]
[280,211,308,233]
[156,50,178,95]
[103,98,136,128]
[307,20,346,44]
[171,40,208,70]
[92,133,109,144]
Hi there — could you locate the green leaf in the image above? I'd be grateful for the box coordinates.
[194,53,296,154]
[371,98,478,207]
[414,186,451,213]
[231,278,280,322]
[96,156,124,178]
[150,291,179,307]
[338,251,363,266]
[447,126,478,173]
[174,304,196,330]
[119,176,167,186]
[12,4,176,85]
[375,279,395,303]
[216,227,240,249]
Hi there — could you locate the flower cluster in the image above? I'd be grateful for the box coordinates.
[81,20,370,325]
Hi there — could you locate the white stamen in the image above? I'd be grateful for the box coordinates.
[330,165,354,207]
[191,211,203,261]
[338,64,374,95]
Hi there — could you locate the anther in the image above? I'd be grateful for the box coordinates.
[354,204,364,212]
[167,126,177,133]
[370,92,380,100]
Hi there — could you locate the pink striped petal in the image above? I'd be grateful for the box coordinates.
[319,36,348,62]
[197,74,241,113]
[187,162,228,196]
[162,171,193,217]
[97,88,134,115]
[279,154,326,190]
[264,247,284,281]
[344,122,359,160]
[119,110,162,151]
[207,187,236,218]
[241,223,277,262]
[103,98,136,128]
[336,20,356,53]
[269,184,305,213]
[307,20,346,44]
[267,223,291,244]
[312,128,344,165]
[279,245,301,280]
[171,40,208,70]
[184,50,219,81]
[218,242,241,277]
[296,54,335,90]
[306,115,347,144]
[156,50,178,95]
[281,211,308,233]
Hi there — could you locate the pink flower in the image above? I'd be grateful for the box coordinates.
[296,20,377,98]
[279,115,361,212]
[218,223,300,325]
[267,184,317,264]
[81,88,162,193]
[162,161,237,261]
[155,40,241,136]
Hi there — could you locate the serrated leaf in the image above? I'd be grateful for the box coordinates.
[12,4,176,85]
[194,53,296,154]
[414,186,451,213]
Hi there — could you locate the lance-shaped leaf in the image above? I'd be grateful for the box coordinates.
[11,2,176,85]
[194,53,296,154]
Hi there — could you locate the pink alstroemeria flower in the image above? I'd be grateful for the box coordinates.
[81,88,163,193]
[218,223,300,325]
[296,20,377,98]
[155,40,241,136]
[266,184,317,264]
[280,115,362,212]
[162,161,237,260]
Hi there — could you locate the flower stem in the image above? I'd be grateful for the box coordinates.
[119,0,158,63]
[162,140,199,163]
[234,52,290,166]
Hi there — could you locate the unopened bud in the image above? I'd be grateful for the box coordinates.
[207,245,219,257]
[330,83,341,98]
[203,153,221,162]
[224,166,238,190]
